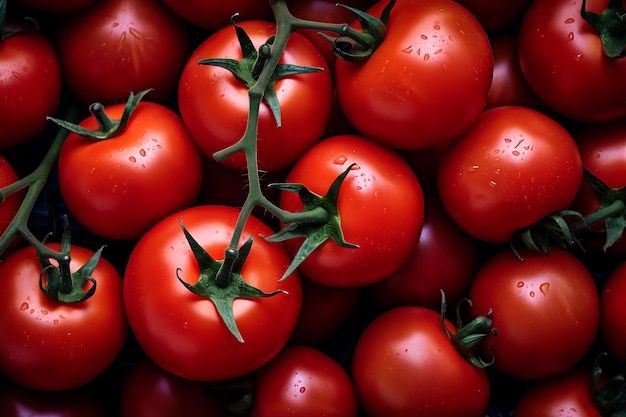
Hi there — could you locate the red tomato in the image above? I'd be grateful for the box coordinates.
[0,243,128,391]
[518,0,626,123]
[278,134,424,287]
[250,345,359,417]
[58,101,204,240]
[570,119,626,257]
[454,0,533,32]
[438,106,583,243]
[0,28,62,148]
[352,306,491,417]
[514,368,602,417]
[0,154,25,255]
[178,20,333,172]
[600,261,626,364]
[123,205,303,382]
[334,0,493,150]
[367,192,479,311]
[468,247,600,380]
[120,355,228,417]
[55,0,190,105]
[161,0,272,31]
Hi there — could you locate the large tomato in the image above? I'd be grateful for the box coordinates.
[0,24,62,148]
[54,0,190,105]
[250,345,359,417]
[0,243,128,391]
[278,134,424,287]
[334,0,493,150]
[352,306,491,417]
[178,20,333,172]
[468,247,600,380]
[58,101,204,241]
[123,205,303,382]
[518,0,626,123]
[600,261,626,364]
[438,106,583,243]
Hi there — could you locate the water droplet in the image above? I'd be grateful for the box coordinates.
[433,24,441,30]
[529,291,535,297]
[41,309,49,315]
[333,155,347,165]
[517,281,524,288]
[504,138,512,143]
[512,150,520,156]
[564,17,575,24]
[423,53,430,62]
[575,53,583,61]
[19,302,29,311]
[299,387,306,393]
[129,156,136,163]
[489,180,497,187]
[567,32,574,41]
[53,319,59,325]
[540,282,550,296]
[421,34,428,40]
[139,148,146,157]
[467,165,479,172]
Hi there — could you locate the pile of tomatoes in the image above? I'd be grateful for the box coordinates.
[1,0,626,416]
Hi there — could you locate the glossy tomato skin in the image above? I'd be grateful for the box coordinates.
[250,345,359,417]
[279,134,424,287]
[438,106,583,243]
[55,0,189,105]
[178,20,333,172]
[0,31,62,148]
[58,101,204,240]
[518,0,626,123]
[0,155,25,256]
[514,369,602,417]
[454,0,533,32]
[352,306,490,417]
[570,119,626,257]
[468,247,600,380]
[600,261,626,364]
[161,0,272,31]
[123,205,303,382]
[334,0,493,150]
[0,243,128,391]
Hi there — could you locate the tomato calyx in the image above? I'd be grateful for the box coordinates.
[264,163,359,281]
[591,353,626,416]
[198,18,324,128]
[581,0,626,58]
[440,290,496,369]
[47,89,152,140]
[0,0,41,41]
[176,221,287,343]
[317,0,396,61]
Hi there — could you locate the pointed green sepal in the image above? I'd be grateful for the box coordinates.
[583,168,626,251]
[176,221,286,343]
[581,0,626,58]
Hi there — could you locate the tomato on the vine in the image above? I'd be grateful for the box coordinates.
[0,243,127,391]
[468,247,600,380]
[278,134,424,287]
[123,205,303,382]
[57,100,204,241]
[334,0,493,150]
[438,106,583,243]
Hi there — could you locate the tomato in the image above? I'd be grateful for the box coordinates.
[514,368,602,417]
[120,355,228,417]
[0,154,25,255]
[367,192,479,311]
[600,261,626,364]
[161,0,272,31]
[250,345,359,417]
[570,119,626,257]
[518,0,626,123]
[58,101,204,241]
[352,306,491,417]
[438,106,583,243]
[334,0,493,150]
[123,205,303,382]
[0,26,62,148]
[0,243,128,391]
[178,20,333,172]
[278,134,424,287]
[454,0,533,32]
[55,0,190,105]
[468,247,600,380]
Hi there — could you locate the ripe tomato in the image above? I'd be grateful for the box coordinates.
[600,261,626,364]
[468,247,600,380]
[0,243,128,391]
[278,134,424,287]
[55,0,190,105]
[367,192,479,311]
[570,119,626,257]
[454,0,533,32]
[250,345,359,417]
[438,106,583,243]
[334,0,493,150]
[0,27,62,148]
[352,306,491,417]
[58,101,204,241]
[160,0,272,31]
[514,368,602,417]
[518,0,626,123]
[123,205,303,382]
[178,20,333,172]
